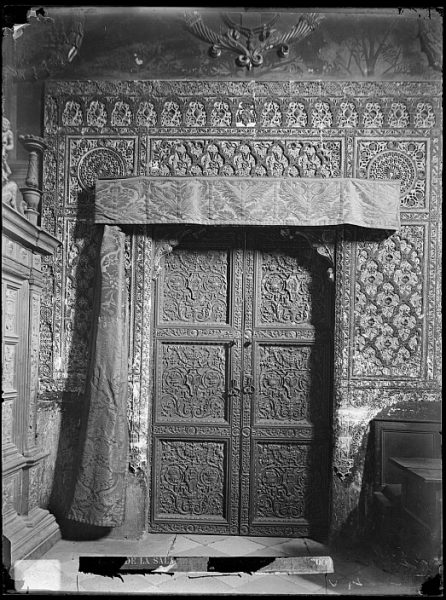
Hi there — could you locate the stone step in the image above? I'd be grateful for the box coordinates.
[79,555,334,575]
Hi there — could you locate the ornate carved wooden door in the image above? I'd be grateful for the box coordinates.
[150,227,333,537]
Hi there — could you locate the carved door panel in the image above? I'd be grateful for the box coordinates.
[150,227,333,537]
[241,230,333,537]
[151,227,244,535]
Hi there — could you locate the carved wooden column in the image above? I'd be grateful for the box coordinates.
[19,135,47,226]
[2,202,61,568]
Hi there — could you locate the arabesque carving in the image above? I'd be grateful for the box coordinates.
[41,80,441,533]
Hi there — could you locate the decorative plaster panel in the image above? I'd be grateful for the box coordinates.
[149,138,343,178]
[2,344,17,392]
[66,136,138,203]
[2,400,13,444]
[355,138,429,209]
[5,288,18,335]
[41,80,441,531]
[352,225,426,379]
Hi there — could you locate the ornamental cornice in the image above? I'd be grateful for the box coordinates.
[45,79,443,98]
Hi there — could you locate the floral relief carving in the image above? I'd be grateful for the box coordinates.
[259,251,326,325]
[2,345,16,390]
[286,102,308,127]
[414,102,436,128]
[362,102,384,128]
[136,101,157,126]
[357,139,427,208]
[2,401,13,444]
[4,288,17,334]
[353,227,424,378]
[42,80,440,533]
[156,440,225,518]
[260,101,283,127]
[158,343,227,422]
[111,101,133,126]
[161,101,182,126]
[253,443,324,521]
[337,101,358,128]
[86,100,108,127]
[161,248,229,323]
[258,345,316,422]
[44,95,58,134]
[210,101,232,127]
[150,138,341,178]
[77,147,127,191]
[387,102,410,127]
[311,101,333,129]
[184,101,207,127]
[62,100,83,126]
[265,143,289,176]
[68,137,136,202]
[2,478,15,515]
[235,101,257,127]
[28,294,41,445]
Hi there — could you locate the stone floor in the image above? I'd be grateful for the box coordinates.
[7,533,430,595]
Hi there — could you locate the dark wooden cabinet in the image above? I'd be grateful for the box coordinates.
[2,203,61,568]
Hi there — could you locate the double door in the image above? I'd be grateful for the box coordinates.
[150,227,333,537]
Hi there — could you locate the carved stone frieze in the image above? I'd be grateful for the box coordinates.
[44,80,442,134]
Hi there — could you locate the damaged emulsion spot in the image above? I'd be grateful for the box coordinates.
[78,555,280,577]
[78,555,333,578]
[2,6,49,39]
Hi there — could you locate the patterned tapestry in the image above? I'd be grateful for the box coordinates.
[67,225,129,526]
[41,79,442,531]
[95,177,400,230]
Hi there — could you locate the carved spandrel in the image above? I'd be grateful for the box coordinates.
[158,343,228,423]
[155,440,226,519]
[279,228,336,282]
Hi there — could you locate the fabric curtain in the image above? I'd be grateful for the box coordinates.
[95,176,401,231]
[67,224,129,527]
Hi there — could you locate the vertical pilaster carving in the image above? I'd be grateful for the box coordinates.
[27,290,41,450]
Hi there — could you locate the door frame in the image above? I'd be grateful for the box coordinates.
[140,225,338,537]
